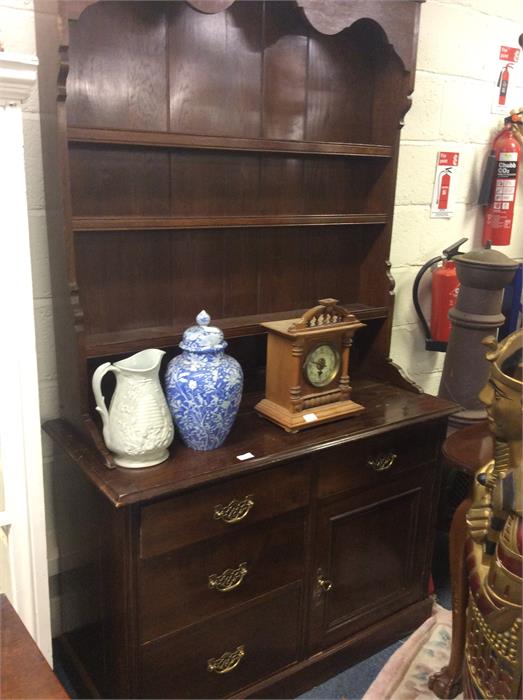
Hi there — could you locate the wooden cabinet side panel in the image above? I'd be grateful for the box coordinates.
[61,492,139,699]
[99,500,140,698]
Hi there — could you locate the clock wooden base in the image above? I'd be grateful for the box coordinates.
[255,397,365,433]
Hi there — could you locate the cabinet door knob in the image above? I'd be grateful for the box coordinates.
[367,451,397,472]
[317,574,333,592]
[208,562,248,592]
[207,645,245,674]
[213,495,254,524]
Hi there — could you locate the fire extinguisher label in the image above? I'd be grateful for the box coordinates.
[492,44,521,114]
[431,152,460,219]
[493,152,518,207]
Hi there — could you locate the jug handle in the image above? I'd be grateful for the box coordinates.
[92,362,115,434]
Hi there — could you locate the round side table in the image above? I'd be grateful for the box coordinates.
[438,421,493,530]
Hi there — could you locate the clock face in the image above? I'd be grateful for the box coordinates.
[304,343,341,388]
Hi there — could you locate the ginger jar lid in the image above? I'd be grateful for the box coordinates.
[179,310,227,353]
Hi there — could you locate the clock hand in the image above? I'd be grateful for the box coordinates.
[314,358,326,375]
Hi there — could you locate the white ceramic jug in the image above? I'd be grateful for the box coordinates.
[92,349,174,468]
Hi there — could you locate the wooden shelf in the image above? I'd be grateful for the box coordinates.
[68,127,393,159]
[85,304,388,358]
[72,214,389,232]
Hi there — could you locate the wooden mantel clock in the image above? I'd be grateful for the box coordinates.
[255,299,366,432]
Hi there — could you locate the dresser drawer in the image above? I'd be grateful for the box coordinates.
[317,423,441,499]
[140,461,311,558]
[139,511,306,642]
[140,583,301,699]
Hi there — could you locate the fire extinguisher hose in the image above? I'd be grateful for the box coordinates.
[478,149,497,206]
[412,254,443,340]
[412,237,468,341]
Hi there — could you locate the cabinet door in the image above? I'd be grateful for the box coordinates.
[309,465,437,651]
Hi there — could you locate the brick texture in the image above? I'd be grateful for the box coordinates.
[392,0,523,394]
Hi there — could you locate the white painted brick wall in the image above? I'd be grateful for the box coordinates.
[1,0,66,629]
[392,0,523,395]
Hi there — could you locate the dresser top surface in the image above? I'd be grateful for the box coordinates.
[44,379,456,508]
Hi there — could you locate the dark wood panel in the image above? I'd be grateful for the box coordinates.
[243,598,433,699]
[305,158,389,215]
[44,384,455,508]
[139,511,306,641]
[309,471,435,651]
[327,490,419,625]
[297,1,419,74]
[67,127,393,158]
[171,229,225,324]
[139,460,311,557]
[262,2,308,141]
[307,228,361,305]
[370,45,406,146]
[75,231,173,335]
[59,598,434,700]
[67,2,168,130]
[70,146,388,219]
[69,145,170,217]
[306,28,372,144]
[170,151,260,216]
[75,226,382,339]
[257,228,312,312]
[316,423,441,499]
[168,2,263,137]
[140,584,301,699]
[83,302,388,358]
[258,156,305,215]
[222,230,260,317]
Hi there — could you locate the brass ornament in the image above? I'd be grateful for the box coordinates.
[208,562,248,593]
[213,495,254,524]
[367,452,397,472]
[317,572,333,592]
[207,645,245,674]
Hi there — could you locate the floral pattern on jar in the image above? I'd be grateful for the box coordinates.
[165,311,243,451]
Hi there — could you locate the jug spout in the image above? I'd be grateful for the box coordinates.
[114,348,165,375]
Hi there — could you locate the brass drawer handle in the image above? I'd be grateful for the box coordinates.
[209,562,248,593]
[317,574,333,592]
[367,451,397,472]
[214,495,254,524]
[207,645,245,674]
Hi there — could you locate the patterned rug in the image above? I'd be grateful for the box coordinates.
[362,605,463,700]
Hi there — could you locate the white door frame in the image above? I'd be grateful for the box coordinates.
[0,52,52,664]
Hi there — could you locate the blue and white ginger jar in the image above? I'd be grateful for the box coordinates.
[165,311,243,451]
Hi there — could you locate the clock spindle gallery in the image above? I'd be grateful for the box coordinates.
[44,1,457,698]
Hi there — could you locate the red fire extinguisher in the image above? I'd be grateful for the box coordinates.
[480,112,522,246]
[497,63,513,106]
[437,168,452,210]
[412,238,467,351]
